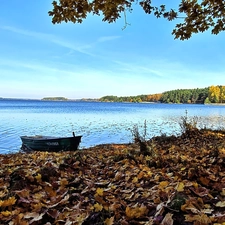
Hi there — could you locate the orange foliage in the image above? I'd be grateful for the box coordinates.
[0,129,225,224]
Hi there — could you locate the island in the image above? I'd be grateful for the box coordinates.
[41,97,68,101]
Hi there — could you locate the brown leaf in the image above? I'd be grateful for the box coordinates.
[189,186,209,197]
[47,209,60,219]
[199,177,210,186]
[161,213,174,225]
[24,212,45,222]
[185,213,212,224]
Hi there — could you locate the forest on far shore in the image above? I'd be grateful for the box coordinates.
[99,85,225,104]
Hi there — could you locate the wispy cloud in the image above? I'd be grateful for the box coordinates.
[0,25,95,56]
[112,56,225,91]
[51,39,95,56]
[113,60,164,78]
[0,25,123,59]
[0,25,49,39]
[98,36,121,42]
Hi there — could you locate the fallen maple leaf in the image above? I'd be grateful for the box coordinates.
[35,173,42,182]
[1,129,225,225]
[105,216,114,225]
[125,204,148,219]
[0,196,16,207]
[159,181,169,189]
[1,210,12,217]
[96,187,104,196]
[132,176,139,183]
[94,202,103,212]
[176,182,185,192]
[185,213,212,224]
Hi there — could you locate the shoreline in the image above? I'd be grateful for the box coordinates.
[0,128,225,224]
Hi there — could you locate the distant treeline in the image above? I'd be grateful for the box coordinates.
[160,87,209,104]
[99,85,225,104]
[42,97,68,101]
[100,93,162,103]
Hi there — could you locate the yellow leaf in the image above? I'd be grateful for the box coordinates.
[147,171,153,177]
[159,181,169,189]
[132,177,138,183]
[104,216,114,225]
[0,196,16,207]
[1,210,12,216]
[32,202,43,211]
[96,188,104,196]
[176,182,185,192]
[98,154,103,159]
[125,204,148,219]
[192,182,198,188]
[110,185,116,190]
[94,203,103,212]
[35,173,42,182]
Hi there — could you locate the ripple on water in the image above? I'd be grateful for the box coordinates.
[1,101,225,154]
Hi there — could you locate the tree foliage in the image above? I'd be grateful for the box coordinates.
[160,87,209,104]
[49,0,225,40]
[99,86,225,104]
[41,97,68,101]
[208,85,225,103]
[100,93,162,103]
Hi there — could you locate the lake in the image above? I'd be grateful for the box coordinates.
[0,99,225,154]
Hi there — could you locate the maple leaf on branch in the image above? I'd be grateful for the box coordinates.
[49,0,225,40]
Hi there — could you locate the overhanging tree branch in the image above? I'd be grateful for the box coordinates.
[48,0,225,40]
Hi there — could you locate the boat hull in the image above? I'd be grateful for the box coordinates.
[20,135,82,152]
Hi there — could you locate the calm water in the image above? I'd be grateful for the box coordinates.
[0,99,225,154]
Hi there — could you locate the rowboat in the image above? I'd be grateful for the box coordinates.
[20,132,82,152]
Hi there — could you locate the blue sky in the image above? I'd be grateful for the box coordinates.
[0,1,224,99]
